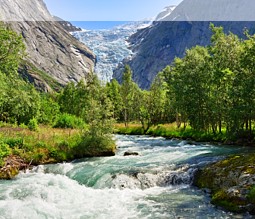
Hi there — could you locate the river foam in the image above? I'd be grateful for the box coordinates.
[0,135,252,218]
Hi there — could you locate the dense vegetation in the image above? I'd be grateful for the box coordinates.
[0,25,116,174]
[163,24,255,140]
[1,23,255,177]
[115,25,255,144]
[2,22,255,214]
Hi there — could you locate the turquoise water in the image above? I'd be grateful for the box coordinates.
[0,135,252,219]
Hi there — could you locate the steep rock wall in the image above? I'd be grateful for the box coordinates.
[0,0,96,91]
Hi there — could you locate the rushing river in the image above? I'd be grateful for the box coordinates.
[0,135,253,219]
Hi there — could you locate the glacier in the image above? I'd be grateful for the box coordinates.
[71,21,151,82]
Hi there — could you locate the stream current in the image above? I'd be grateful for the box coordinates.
[0,135,253,219]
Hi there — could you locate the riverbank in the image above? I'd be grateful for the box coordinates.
[0,125,116,179]
[114,123,254,146]
[115,123,255,215]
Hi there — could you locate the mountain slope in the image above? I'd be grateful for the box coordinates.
[113,0,255,89]
[0,0,95,91]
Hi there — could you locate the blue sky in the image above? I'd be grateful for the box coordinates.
[44,0,183,21]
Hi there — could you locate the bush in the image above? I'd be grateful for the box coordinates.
[0,141,11,166]
[53,113,85,129]
[50,149,68,162]
[247,186,255,204]
[28,118,39,131]
[73,135,115,158]
[3,137,23,149]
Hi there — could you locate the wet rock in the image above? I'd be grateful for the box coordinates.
[193,154,255,214]
[0,155,29,180]
[124,151,139,156]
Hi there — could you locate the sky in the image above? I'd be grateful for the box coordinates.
[44,0,183,21]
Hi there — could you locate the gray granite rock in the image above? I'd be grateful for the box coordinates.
[0,0,96,90]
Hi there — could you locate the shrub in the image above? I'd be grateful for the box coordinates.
[247,186,255,204]
[19,123,27,129]
[0,141,11,166]
[49,147,68,162]
[28,118,39,131]
[3,137,23,149]
[53,113,85,129]
[73,134,116,158]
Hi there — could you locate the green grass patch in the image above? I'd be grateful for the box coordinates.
[115,123,228,143]
[0,124,115,168]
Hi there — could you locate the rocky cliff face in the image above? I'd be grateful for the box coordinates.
[113,0,255,89]
[0,0,95,91]
[54,16,82,32]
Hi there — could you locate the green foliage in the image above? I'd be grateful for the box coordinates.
[53,113,85,129]
[106,79,123,120]
[0,141,11,166]
[162,24,255,140]
[116,126,145,135]
[247,186,255,204]
[28,118,39,131]
[0,25,25,75]
[0,25,41,125]
[38,94,60,125]
[74,134,115,158]
[120,65,140,126]
[3,137,23,149]
[48,147,68,162]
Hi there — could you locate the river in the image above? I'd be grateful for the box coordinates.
[0,135,252,219]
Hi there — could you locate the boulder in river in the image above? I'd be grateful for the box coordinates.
[193,154,255,214]
[0,155,29,179]
[124,151,139,156]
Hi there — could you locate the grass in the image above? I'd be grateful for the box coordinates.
[114,123,228,144]
[0,124,116,169]
[0,125,81,165]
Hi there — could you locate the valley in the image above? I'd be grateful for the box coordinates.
[0,0,255,218]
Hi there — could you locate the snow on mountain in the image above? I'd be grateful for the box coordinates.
[72,21,151,82]
[160,0,255,21]
[155,6,176,21]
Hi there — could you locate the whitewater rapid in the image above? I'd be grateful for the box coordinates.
[0,135,252,219]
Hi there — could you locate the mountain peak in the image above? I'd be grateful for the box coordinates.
[0,0,54,21]
[155,5,176,21]
[161,0,255,21]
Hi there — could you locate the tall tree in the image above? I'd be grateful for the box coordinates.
[209,24,243,134]
[120,65,137,127]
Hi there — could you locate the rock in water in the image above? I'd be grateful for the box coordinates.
[0,155,29,180]
[124,151,139,156]
[193,154,255,214]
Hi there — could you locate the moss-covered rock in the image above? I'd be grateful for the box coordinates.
[194,154,255,214]
[0,166,19,180]
[0,155,29,180]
